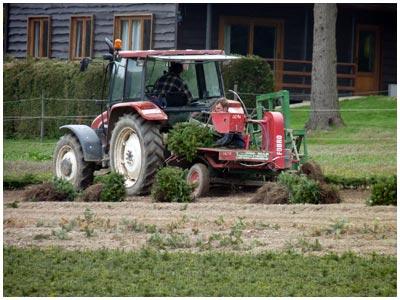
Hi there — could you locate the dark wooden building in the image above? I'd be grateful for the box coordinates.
[4,3,396,97]
[178,3,396,97]
[4,3,178,59]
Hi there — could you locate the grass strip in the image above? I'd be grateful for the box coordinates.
[3,173,53,189]
[4,246,396,297]
[3,139,56,161]
[290,96,396,178]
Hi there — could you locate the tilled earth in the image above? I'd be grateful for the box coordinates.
[3,188,397,255]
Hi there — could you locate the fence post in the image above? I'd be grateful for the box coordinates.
[40,92,45,142]
[233,83,238,100]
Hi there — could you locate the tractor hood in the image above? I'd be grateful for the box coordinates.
[148,54,240,62]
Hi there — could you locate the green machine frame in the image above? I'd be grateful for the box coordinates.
[248,90,308,170]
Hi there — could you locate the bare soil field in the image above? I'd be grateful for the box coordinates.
[3,188,396,255]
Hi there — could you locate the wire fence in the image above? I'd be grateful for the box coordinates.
[235,89,391,98]
[3,91,396,140]
[3,95,103,140]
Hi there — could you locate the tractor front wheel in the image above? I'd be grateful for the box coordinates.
[53,134,95,190]
[109,114,164,196]
[187,163,210,198]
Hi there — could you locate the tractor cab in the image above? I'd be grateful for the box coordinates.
[105,42,239,128]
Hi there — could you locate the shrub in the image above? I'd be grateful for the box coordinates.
[94,172,126,202]
[222,55,274,108]
[151,167,194,203]
[4,58,107,138]
[277,172,321,204]
[52,177,77,201]
[167,122,214,162]
[367,176,397,206]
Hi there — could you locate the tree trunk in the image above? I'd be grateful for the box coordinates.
[306,3,344,131]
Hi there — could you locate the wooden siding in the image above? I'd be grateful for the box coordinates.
[7,3,178,59]
[177,4,207,50]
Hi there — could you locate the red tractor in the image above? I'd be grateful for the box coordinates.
[54,38,307,197]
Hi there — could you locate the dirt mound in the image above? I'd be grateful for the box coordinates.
[23,183,69,202]
[249,182,289,204]
[300,161,325,183]
[319,183,341,204]
[80,184,103,202]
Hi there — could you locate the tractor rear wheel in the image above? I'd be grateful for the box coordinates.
[53,134,95,190]
[187,163,210,198]
[109,114,164,196]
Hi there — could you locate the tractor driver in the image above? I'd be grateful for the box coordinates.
[153,62,193,107]
[212,99,245,148]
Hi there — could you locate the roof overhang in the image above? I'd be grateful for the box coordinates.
[119,49,226,59]
[148,54,240,62]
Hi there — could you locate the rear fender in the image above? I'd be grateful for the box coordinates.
[108,101,168,138]
[60,125,103,162]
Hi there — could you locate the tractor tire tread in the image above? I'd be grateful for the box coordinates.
[53,133,95,190]
[111,114,164,195]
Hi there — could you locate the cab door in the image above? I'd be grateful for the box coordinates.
[354,25,381,94]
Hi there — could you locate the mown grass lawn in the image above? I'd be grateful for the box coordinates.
[3,96,396,181]
[3,246,396,297]
[289,96,396,177]
[3,138,56,161]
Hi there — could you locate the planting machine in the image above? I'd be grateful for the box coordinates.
[54,38,307,197]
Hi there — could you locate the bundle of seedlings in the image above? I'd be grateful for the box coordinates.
[166,122,214,162]
[249,161,340,205]
[367,175,396,206]
[151,166,194,203]
[80,172,126,202]
[300,161,341,204]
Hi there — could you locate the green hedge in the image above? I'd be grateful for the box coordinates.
[5,56,275,138]
[222,55,274,108]
[324,175,389,189]
[4,58,107,138]
[3,173,52,190]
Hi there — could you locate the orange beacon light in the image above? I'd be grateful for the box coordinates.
[114,39,122,51]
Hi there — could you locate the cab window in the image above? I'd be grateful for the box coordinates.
[203,62,222,98]
[145,59,200,100]
[180,64,199,99]
[125,59,143,100]
[110,58,126,103]
[145,59,168,88]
